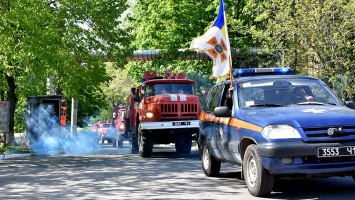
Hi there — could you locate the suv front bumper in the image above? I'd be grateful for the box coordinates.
[257,141,355,175]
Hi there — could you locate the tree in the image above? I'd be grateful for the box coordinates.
[94,63,139,122]
[125,0,275,77]
[0,0,130,144]
[125,0,216,74]
[256,0,355,99]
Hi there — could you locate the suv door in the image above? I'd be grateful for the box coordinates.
[201,84,225,156]
[216,85,234,155]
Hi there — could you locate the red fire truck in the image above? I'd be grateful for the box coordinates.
[111,104,127,148]
[124,70,201,157]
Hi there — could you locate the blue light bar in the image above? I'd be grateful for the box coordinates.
[233,67,292,77]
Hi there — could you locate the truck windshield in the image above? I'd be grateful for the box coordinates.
[145,83,195,96]
[102,124,111,128]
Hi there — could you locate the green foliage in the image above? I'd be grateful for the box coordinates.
[128,0,215,51]
[125,0,228,90]
[261,0,355,99]
[126,0,355,100]
[90,64,139,123]
[0,145,31,154]
[14,98,27,133]
[0,0,130,136]
[2,0,355,135]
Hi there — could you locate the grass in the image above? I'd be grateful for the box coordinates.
[0,145,32,154]
[1,132,32,154]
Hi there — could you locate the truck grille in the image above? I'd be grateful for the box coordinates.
[159,103,198,120]
[302,126,355,142]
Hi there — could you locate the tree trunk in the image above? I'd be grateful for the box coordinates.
[6,75,18,145]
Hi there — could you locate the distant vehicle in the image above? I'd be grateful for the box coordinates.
[110,104,128,148]
[125,70,201,157]
[91,122,100,133]
[98,123,113,143]
[91,122,102,142]
[199,67,355,197]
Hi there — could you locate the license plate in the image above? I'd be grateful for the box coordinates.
[317,146,355,157]
[172,121,191,126]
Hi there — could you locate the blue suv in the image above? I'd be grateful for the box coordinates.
[198,68,355,197]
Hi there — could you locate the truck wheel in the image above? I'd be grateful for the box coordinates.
[138,126,153,157]
[101,135,104,144]
[130,132,138,154]
[97,134,101,143]
[118,139,123,148]
[202,142,221,177]
[113,138,117,147]
[175,138,192,154]
[243,144,274,197]
[116,134,124,148]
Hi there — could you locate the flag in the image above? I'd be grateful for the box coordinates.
[190,0,232,78]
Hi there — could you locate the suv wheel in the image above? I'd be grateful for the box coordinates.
[243,144,274,197]
[201,142,221,177]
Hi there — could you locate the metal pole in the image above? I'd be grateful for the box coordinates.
[46,76,55,95]
[71,98,78,136]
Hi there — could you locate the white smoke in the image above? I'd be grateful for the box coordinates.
[25,104,100,155]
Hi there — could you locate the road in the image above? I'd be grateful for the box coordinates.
[0,142,355,200]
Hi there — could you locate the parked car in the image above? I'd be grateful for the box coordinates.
[199,67,355,197]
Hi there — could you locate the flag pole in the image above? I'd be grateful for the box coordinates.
[228,55,234,98]
[221,0,233,97]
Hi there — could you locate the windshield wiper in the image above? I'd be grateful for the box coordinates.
[294,102,327,105]
[249,104,283,107]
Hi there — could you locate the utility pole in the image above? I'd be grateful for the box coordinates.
[71,98,78,136]
[47,76,55,95]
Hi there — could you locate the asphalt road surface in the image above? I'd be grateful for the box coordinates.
[1,141,355,200]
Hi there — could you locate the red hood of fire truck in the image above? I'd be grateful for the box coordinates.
[146,94,200,103]
[144,78,196,84]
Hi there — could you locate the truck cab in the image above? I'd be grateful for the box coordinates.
[125,70,201,157]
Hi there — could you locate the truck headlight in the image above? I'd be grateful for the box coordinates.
[145,111,154,119]
[262,125,301,139]
[119,123,125,130]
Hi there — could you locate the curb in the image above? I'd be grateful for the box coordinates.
[1,153,32,160]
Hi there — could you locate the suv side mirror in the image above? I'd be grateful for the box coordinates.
[214,106,231,117]
[344,101,355,110]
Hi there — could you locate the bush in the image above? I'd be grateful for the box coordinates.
[0,145,31,154]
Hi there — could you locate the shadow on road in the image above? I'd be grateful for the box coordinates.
[1,142,355,200]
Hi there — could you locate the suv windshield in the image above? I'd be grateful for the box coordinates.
[145,83,195,96]
[102,124,110,128]
[237,78,340,108]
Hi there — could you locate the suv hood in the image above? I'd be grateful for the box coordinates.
[240,105,355,128]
